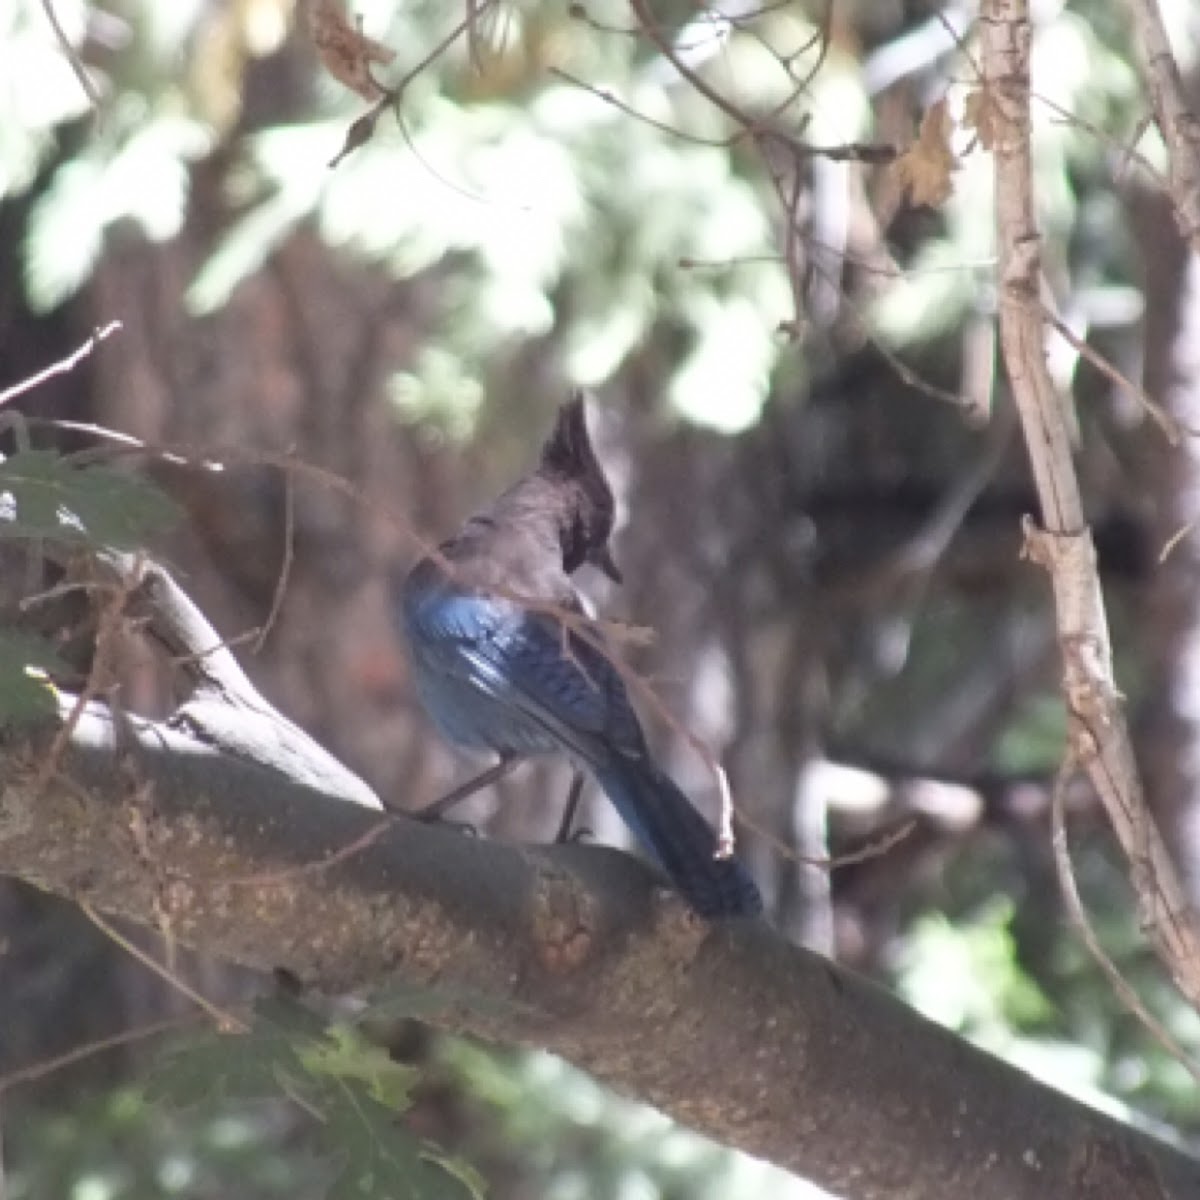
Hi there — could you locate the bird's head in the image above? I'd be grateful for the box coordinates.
[538,392,622,583]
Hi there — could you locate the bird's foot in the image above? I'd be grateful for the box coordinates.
[416,811,480,837]
[555,823,593,845]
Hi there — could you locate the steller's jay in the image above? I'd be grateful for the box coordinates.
[399,394,762,919]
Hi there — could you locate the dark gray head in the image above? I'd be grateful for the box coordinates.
[538,391,622,582]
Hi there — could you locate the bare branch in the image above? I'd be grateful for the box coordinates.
[80,904,247,1033]
[1050,758,1200,1083]
[0,321,121,407]
[981,0,1200,1006]
[1036,298,1187,443]
[253,464,295,652]
[0,1015,203,1096]
[1123,0,1200,252]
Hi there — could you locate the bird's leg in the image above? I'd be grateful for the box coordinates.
[554,770,591,843]
[414,754,519,823]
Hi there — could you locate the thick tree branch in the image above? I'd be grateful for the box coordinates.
[980,0,1200,1008]
[0,692,1196,1198]
[2,506,1195,1194]
[119,552,380,810]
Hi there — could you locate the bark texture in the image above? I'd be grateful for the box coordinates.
[1,688,1196,1200]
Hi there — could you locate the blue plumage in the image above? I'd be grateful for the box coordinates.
[399,396,762,919]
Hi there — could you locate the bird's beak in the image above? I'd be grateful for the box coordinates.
[590,545,623,584]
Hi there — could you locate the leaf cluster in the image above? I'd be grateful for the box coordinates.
[149,995,483,1200]
[0,447,179,723]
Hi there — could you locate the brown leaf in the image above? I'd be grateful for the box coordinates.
[308,0,395,102]
[892,97,957,209]
[963,85,1009,152]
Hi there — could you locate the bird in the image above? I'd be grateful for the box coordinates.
[398,393,762,919]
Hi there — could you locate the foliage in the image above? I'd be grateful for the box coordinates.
[0,449,180,549]
[9,1028,836,1200]
[0,629,67,723]
[893,842,1200,1129]
[148,995,483,1200]
[0,447,180,724]
[6,1084,321,1200]
[438,1039,823,1200]
[4,0,1200,1194]
[3,0,1155,435]
[0,0,93,201]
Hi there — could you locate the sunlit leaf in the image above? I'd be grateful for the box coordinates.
[0,630,66,725]
[298,1025,419,1110]
[0,450,181,549]
[24,157,106,312]
[25,114,211,311]
[0,0,95,203]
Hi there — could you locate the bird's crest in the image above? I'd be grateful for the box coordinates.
[538,391,621,582]
[539,391,604,480]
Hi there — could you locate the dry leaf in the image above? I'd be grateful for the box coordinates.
[308,0,395,101]
[892,97,957,209]
[963,85,1004,152]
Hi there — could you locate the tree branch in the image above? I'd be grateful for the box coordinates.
[980,0,1200,1009]
[1123,0,1200,252]
[0,686,1195,1197]
[114,550,380,810]
[1,487,1195,1194]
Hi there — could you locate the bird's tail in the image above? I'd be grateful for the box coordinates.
[592,758,762,918]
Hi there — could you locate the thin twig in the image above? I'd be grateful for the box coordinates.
[548,67,731,147]
[0,321,121,407]
[825,821,918,870]
[1037,299,1188,443]
[80,904,247,1032]
[628,0,894,164]
[254,463,295,652]
[49,418,221,469]
[0,1014,203,1096]
[218,815,396,887]
[807,256,977,411]
[1049,758,1200,1082]
[1158,520,1194,564]
[1122,0,1200,252]
[39,0,102,116]
[1032,90,1167,190]
[31,555,141,799]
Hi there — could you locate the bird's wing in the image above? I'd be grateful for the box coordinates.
[405,577,645,766]
[478,607,645,760]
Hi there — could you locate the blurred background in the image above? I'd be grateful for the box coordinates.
[2,0,1200,1196]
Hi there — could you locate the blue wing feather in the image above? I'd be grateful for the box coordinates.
[402,575,642,763]
[400,561,763,918]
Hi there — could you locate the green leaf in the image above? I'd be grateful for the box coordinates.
[149,994,323,1109]
[149,995,481,1200]
[150,1028,302,1110]
[298,1024,420,1110]
[0,630,65,724]
[322,1086,482,1200]
[0,450,180,549]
